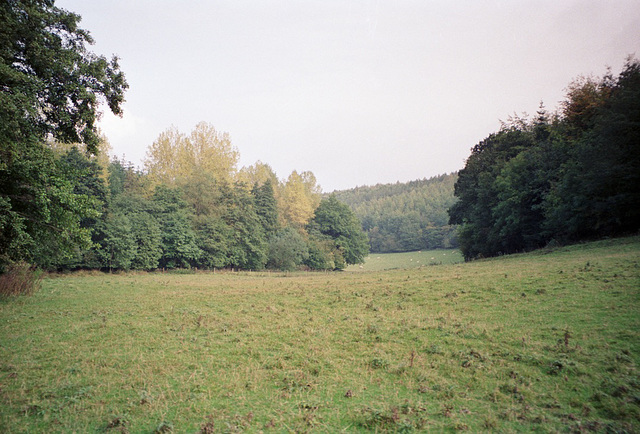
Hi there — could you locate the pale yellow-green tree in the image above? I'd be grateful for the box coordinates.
[299,171,322,208]
[280,170,322,228]
[187,122,239,183]
[237,161,279,189]
[144,122,239,189]
[143,126,185,187]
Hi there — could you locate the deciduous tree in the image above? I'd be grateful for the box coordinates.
[0,0,127,271]
[308,195,369,268]
[144,122,239,189]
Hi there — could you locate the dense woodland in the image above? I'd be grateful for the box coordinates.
[3,121,370,272]
[0,1,368,274]
[332,174,459,253]
[450,58,640,260]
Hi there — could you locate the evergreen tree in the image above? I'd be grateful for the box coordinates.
[152,186,201,268]
[252,179,280,237]
[333,174,459,253]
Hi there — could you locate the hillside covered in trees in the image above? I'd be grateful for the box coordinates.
[332,173,459,253]
[450,58,640,260]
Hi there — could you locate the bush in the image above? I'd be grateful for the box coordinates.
[0,261,43,297]
[266,227,309,271]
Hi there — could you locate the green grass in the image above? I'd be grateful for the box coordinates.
[1,237,639,432]
[347,249,464,271]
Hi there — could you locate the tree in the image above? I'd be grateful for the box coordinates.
[152,186,201,269]
[190,182,268,270]
[281,170,321,228]
[0,0,127,271]
[308,195,369,268]
[108,157,147,198]
[545,58,640,240]
[0,1,127,155]
[252,179,280,237]
[48,146,110,269]
[304,238,341,270]
[100,212,136,271]
[450,58,640,260]
[561,74,613,137]
[107,193,162,271]
[449,127,534,259]
[144,122,239,189]
[193,213,231,269]
[332,173,459,253]
[266,227,309,271]
[143,127,185,187]
[222,183,267,270]
[237,161,279,188]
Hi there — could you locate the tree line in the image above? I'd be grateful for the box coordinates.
[332,174,459,253]
[449,58,640,260]
[5,122,369,273]
[0,1,368,275]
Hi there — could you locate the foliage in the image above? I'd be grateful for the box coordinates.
[144,122,239,188]
[237,161,279,189]
[100,212,136,271]
[0,144,101,271]
[1,2,370,274]
[43,135,329,272]
[266,227,309,271]
[252,179,280,237]
[451,58,640,260]
[218,183,268,270]
[191,181,269,271]
[152,186,201,269]
[304,237,340,270]
[193,214,231,269]
[1,236,638,431]
[100,193,163,271]
[280,170,322,228]
[333,174,459,253]
[0,0,127,272]
[0,0,127,154]
[308,195,369,268]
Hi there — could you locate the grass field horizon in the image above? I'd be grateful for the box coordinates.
[1,237,638,432]
[347,249,464,272]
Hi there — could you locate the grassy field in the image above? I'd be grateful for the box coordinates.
[347,249,464,271]
[0,237,638,432]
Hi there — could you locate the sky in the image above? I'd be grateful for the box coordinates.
[56,0,640,192]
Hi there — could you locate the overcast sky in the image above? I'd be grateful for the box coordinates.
[57,0,639,192]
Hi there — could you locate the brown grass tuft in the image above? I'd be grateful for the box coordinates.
[0,261,42,297]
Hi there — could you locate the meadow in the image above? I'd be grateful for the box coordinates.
[347,249,464,272]
[0,237,638,432]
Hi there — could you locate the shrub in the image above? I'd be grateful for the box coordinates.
[0,261,42,297]
[266,227,309,271]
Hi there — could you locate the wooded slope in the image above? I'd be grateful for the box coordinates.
[332,173,458,253]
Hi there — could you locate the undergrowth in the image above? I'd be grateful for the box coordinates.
[0,261,42,297]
